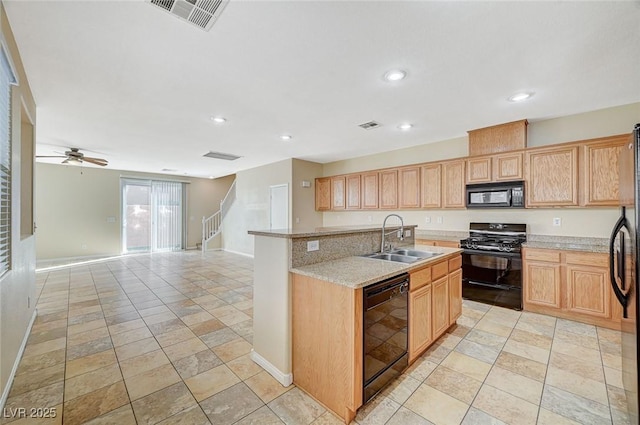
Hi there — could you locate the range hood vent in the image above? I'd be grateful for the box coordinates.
[149,0,229,31]
[359,121,382,130]
[203,151,241,161]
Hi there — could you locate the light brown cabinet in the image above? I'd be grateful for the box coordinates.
[399,166,421,209]
[361,172,379,209]
[379,169,398,209]
[468,119,528,156]
[315,177,331,211]
[582,136,626,206]
[345,174,361,210]
[466,157,492,184]
[409,281,432,363]
[442,160,466,208]
[523,247,619,329]
[408,254,462,362]
[494,152,524,181]
[526,146,579,207]
[331,176,346,210]
[421,164,442,208]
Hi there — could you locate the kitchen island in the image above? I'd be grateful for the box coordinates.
[248,225,462,424]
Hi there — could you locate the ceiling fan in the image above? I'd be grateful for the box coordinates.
[36,147,108,167]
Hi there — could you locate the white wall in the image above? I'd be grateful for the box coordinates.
[35,163,234,259]
[222,159,293,256]
[322,103,640,238]
[291,159,323,230]
[0,3,37,406]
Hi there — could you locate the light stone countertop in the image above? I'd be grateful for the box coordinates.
[248,224,417,239]
[523,235,609,253]
[290,244,462,289]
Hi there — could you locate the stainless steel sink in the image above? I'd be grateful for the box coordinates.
[365,253,420,263]
[390,249,442,259]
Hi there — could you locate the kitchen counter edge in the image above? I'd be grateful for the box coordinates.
[290,245,462,289]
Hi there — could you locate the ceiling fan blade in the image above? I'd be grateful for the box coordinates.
[36,155,67,158]
[82,157,108,166]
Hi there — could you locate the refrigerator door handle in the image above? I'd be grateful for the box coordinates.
[609,207,629,317]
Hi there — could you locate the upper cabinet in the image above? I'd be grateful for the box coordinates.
[526,145,579,207]
[468,120,528,156]
[421,164,442,208]
[442,160,466,208]
[331,176,346,210]
[582,135,627,206]
[466,152,524,184]
[399,166,421,209]
[361,172,379,209]
[345,174,361,210]
[315,177,331,211]
[379,169,399,209]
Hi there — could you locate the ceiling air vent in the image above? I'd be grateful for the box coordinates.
[359,121,382,130]
[149,0,229,31]
[203,151,241,161]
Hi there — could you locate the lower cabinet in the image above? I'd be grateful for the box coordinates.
[523,248,619,328]
[408,254,462,362]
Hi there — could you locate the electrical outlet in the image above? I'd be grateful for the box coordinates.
[368,216,372,223]
[405,229,412,237]
[307,240,319,252]
[553,217,562,226]
[425,217,431,223]
[295,217,300,224]
[437,216,443,224]
[81,243,87,250]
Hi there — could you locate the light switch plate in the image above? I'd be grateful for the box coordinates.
[307,240,319,251]
[553,217,561,226]
[425,217,431,223]
[436,216,443,224]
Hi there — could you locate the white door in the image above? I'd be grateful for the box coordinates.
[269,184,288,229]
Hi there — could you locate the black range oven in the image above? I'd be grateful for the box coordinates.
[460,223,526,310]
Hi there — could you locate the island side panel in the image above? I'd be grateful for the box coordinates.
[252,235,293,385]
[292,273,363,423]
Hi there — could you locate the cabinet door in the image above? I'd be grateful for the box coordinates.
[493,152,524,181]
[331,176,346,210]
[379,169,398,209]
[526,146,579,207]
[421,164,441,208]
[315,177,331,211]
[399,166,421,209]
[523,261,561,309]
[566,265,611,319]
[448,269,462,324]
[346,174,361,210]
[409,285,432,362]
[442,160,466,208]
[361,172,379,209]
[583,138,625,206]
[432,275,450,339]
[466,157,492,184]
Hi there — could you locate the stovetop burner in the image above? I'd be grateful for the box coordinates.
[460,222,527,253]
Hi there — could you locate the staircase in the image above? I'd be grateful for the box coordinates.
[201,179,236,252]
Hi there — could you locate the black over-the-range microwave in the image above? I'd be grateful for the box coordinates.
[465,181,525,208]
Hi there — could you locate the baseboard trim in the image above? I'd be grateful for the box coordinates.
[0,308,37,410]
[250,349,292,387]
[222,249,254,259]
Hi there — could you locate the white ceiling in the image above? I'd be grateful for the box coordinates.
[4,1,640,179]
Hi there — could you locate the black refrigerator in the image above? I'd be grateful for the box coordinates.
[610,123,640,424]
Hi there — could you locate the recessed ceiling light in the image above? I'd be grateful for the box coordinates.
[208,176,214,179]
[210,116,226,123]
[398,123,413,131]
[383,69,407,82]
[508,92,534,102]
[280,135,292,141]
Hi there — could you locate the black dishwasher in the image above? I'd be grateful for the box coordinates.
[363,273,409,403]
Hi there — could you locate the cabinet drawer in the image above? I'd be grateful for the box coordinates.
[524,248,561,263]
[432,260,448,280]
[448,255,462,272]
[564,251,608,268]
[410,267,431,291]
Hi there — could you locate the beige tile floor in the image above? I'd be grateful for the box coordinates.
[1,250,632,425]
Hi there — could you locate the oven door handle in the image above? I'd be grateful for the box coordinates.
[462,248,521,258]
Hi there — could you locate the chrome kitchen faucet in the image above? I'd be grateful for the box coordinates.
[381,214,404,253]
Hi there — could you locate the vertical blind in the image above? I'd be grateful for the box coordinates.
[0,47,16,278]
[151,180,184,251]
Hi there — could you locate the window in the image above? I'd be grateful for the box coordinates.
[0,46,16,277]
